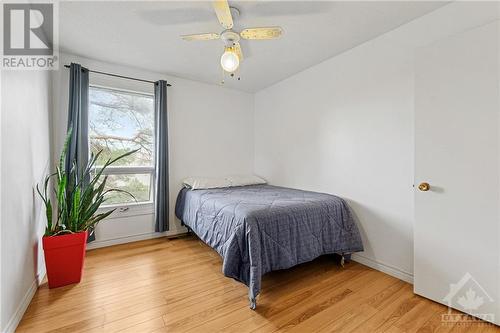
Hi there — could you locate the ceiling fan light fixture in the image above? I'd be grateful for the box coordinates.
[181,0,283,76]
[220,47,239,72]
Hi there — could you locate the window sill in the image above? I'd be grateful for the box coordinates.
[97,201,154,219]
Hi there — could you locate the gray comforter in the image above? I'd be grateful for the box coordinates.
[175,184,363,309]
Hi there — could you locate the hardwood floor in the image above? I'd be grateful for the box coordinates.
[17,236,498,333]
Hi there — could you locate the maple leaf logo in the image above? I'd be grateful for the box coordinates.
[457,288,484,310]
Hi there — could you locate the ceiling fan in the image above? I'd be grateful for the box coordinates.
[181,0,283,74]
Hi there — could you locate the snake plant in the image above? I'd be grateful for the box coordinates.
[37,129,138,236]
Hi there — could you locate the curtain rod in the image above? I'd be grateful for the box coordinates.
[63,65,172,86]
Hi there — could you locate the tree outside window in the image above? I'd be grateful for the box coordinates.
[89,86,155,205]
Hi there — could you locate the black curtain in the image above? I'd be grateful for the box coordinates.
[154,80,169,232]
[66,63,93,241]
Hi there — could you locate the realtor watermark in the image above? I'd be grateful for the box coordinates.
[441,272,495,327]
[1,1,58,69]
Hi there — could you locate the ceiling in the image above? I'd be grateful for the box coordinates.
[59,1,447,92]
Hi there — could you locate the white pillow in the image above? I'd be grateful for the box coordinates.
[182,177,231,190]
[182,175,266,190]
[227,175,266,187]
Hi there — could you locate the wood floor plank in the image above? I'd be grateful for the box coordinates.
[315,303,378,333]
[415,310,464,333]
[116,317,165,333]
[16,236,498,333]
[393,299,442,333]
[383,326,405,333]
[351,284,421,333]
[368,280,408,309]
[279,273,400,333]
[81,305,170,333]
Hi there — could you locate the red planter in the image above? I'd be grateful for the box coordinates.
[42,231,88,288]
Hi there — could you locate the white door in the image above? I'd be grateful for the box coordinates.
[414,21,499,326]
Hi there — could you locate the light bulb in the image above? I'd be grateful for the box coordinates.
[220,49,239,72]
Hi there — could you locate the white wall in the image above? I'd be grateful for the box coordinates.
[254,2,499,281]
[0,70,52,332]
[53,53,255,248]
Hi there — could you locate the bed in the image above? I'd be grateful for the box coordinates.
[174,184,364,309]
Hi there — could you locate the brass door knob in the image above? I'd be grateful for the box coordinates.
[418,182,430,192]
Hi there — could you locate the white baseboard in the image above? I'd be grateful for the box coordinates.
[36,266,46,286]
[2,279,38,333]
[351,253,414,284]
[86,228,188,250]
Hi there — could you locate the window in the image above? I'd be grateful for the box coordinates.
[89,86,155,206]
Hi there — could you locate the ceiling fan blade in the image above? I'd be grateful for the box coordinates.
[212,0,233,29]
[181,33,220,41]
[240,27,283,40]
[233,42,243,61]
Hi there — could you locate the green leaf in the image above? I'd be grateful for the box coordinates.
[72,187,81,231]
[36,183,47,206]
[46,199,53,233]
[59,127,73,172]
[57,174,66,204]
[83,209,116,230]
[104,149,140,168]
[102,188,137,202]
